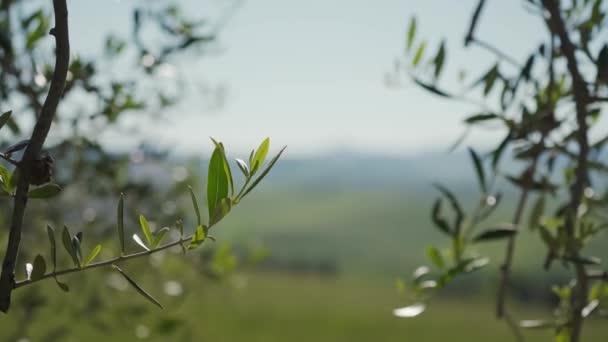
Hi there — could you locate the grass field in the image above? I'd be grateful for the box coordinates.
[2,186,607,341]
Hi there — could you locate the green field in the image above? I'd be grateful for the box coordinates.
[2,187,607,341]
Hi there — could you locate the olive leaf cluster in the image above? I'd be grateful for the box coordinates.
[16,137,284,309]
[391,1,608,341]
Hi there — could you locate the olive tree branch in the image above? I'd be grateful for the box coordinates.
[0,0,69,313]
[15,233,196,289]
[542,1,591,341]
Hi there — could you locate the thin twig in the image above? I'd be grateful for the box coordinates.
[0,0,69,313]
[14,234,195,289]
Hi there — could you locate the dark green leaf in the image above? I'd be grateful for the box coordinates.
[139,215,152,246]
[55,278,69,292]
[84,245,102,266]
[483,64,499,96]
[0,110,11,131]
[528,195,545,231]
[62,226,79,267]
[473,224,517,242]
[413,78,452,98]
[431,199,452,235]
[188,225,207,250]
[117,194,125,254]
[46,225,56,272]
[492,133,510,170]
[28,183,62,198]
[433,40,446,78]
[433,183,464,234]
[188,186,201,227]
[207,145,229,217]
[241,146,286,199]
[112,265,163,309]
[468,147,486,193]
[464,113,498,124]
[31,255,46,281]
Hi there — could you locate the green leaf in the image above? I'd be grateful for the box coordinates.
[188,186,201,227]
[483,64,499,96]
[139,215,152,246]
[55,278,69,292]
[473,224,517,242]
[0,110,12,131]
[9,167,19,192]
[46,225,56,272]
[132,234,150,251]
[117,194,125,254]
[431,199,452,235]
[433,184,464,234]
[28,183,62,198]
[84,244,102,266]
[62,226,79,267]
[433,40,446,78]
[31,255,46,281]
[412,41,426,66]
[151,227,170,249]
[207,145,230,218]
[112,265,163,309]
[426,246,444,269]
[413,78,452,98]
[492,133,510,170]
[528,195,545,231]
[251,138,270,175]
[210,198,232,226]
[210,138,234,196]
[241,146,286,199]
[235,158,250,178]
[468,147,486,193]
[464,113,499,124]
[188,225,207,250]
[0,164,10,193]
[406,16,416,52]
[72,235,82,268]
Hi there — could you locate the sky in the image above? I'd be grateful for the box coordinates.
[68,0,547,157]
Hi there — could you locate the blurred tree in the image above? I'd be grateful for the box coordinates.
[391,1,608,341]
[0,0,283,323]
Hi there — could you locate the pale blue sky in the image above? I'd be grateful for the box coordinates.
[69,0,547,157]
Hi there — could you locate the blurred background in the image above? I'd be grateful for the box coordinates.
[0,0,607,341]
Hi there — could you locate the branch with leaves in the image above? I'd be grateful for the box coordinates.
[391,1,608,341]
[14,137,284,309]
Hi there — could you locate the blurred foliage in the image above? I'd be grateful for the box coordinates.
[390,0,608,340]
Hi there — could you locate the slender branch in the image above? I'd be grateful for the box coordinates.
[542,1,591,341]
[14,234,195,289]
[469,37,522,68]
[496,149,542,319]
[0,0,69,313]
